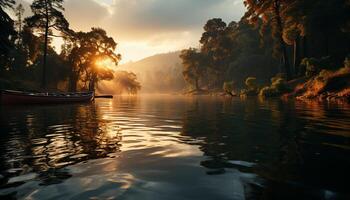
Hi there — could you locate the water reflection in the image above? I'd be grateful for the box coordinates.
[180,97,350,199]
[0,96,349,199]
[0,103,122,189]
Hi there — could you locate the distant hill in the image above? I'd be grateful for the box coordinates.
[119,51,181,72]
[118,51,186,93]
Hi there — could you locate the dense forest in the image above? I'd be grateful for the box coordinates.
[180,0,350,100]
[1,0,349,100]
[0,0,140,93]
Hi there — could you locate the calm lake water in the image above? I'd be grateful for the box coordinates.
[0,95,349,200]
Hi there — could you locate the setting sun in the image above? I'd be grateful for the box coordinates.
[0,0,349,199]
[95,58,116,71]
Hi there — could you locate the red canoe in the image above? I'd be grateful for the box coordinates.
[0,90,94,104]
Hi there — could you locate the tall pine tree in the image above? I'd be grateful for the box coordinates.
[0,0,15,57]
[25,0,70,89]
[15,3,25,46]
[244,0,291,79]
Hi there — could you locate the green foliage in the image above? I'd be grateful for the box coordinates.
[270,73,287,89]
[259,74,290,97]
[300,58,316,77]
[178,0,350,90]
[271,77,287,92]
[295,58,350,100]
[180,17,279,92]
[64,28,121,91]
[259,87,275,97]
[245,77,257,90]
[25,0,71,87]
[0,0,16,59]
[241,77,259,96]
[200,18,236,87]
[223,81,235,95]
[1,0,349,96]
[180,48,207,90]
[345,56,350,68]
[243,0,292,79]
[21,27,41,64]
[26,0,70,35]
[14,4,24,34]
[113,71,141,94]
[0,0,126,93]
[300,57,334,77]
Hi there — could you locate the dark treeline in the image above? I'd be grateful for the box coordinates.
[180,0,350,98]
[1,0,349,96]
[0,0,140,93]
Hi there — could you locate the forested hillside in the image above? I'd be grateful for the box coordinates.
[118,52,186,93]
[180,0,349,100]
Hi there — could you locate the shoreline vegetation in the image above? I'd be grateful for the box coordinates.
[1,0,349,101]
[0,0,141,96]
[179,1,349,104]
[184,57,350,103]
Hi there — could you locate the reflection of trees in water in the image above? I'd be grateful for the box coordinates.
[112,95,140,110]
[180,98,350,198]
[0,103,122,187]
[181,98,286,165]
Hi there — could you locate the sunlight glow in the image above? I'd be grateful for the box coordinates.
[95,58,116,71]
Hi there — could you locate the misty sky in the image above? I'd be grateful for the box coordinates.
[19,0,245,62]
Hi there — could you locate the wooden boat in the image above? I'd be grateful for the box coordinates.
[0,90,94,104]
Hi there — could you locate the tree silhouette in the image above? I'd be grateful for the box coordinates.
[64,28,121,91]
[244,0,291,79]
[281,0,306,76]
[200,18,234,86]
[0,0,15,59]
[14,3,25,46]
[180,48,207,91]
[113,71,141,94]
[303,0,349,56]
[25,0,70,89]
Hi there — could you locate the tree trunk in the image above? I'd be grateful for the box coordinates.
[89,74,97,92]
[324,32,329,56]
[293,36,300,77]
[273,0,291,80]
[41,0,49,89]
[17,11,22,45]
[301,36,308,58]
[195,78,199,91]
[298,36,308,76]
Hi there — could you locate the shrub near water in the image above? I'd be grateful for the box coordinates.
[300,56,334,77]
[223,81,235,96]
[241,77,259,96]
[294,57,350,101]
[259,74,290,97]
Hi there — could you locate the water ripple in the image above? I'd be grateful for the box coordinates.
[0,96,349,199]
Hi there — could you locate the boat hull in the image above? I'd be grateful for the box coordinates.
[0,90,94,105]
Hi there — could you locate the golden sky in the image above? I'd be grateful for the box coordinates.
[19,0,245,63]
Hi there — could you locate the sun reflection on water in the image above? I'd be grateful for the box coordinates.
[0,95,349,199]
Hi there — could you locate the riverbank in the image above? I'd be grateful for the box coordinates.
[184,65,350,104]
[284,66,350,103]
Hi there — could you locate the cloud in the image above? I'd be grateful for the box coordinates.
[64,0,109,31]
[105,0,244,41]
[19,0,246,61]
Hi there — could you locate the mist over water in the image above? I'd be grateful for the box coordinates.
[0,95,349,199]
[99,52,186,94]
